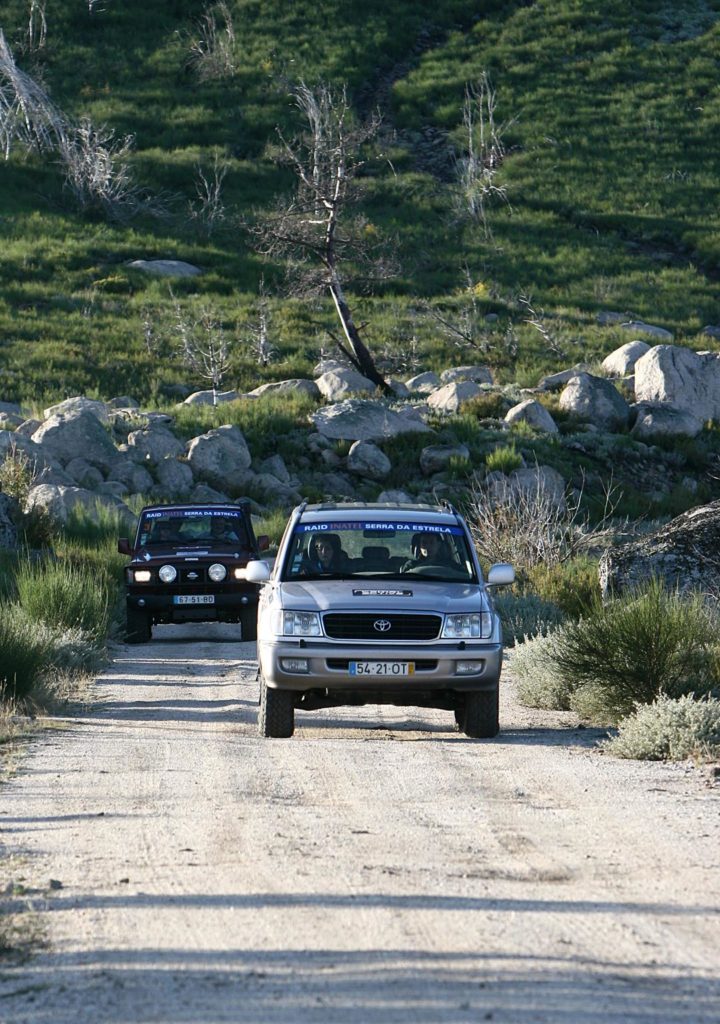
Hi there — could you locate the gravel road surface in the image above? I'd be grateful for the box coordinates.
[1,623,719,1023]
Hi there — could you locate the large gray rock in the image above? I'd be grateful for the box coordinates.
[487,465,567,510]
[0,401,22,416]
[427,381,482,414]
[405,371,441,395]
[64,457,104,489]
[154,457,194,496]
[31,412,118,472]
[620,320,673,342]
[127,425,185,464]
[599,500,720,597]
[316,369,377,401]
[559,373,630,430]
[127,259,202,277]
[504,399,558,433]
[440,365,493,385]
[24,484,134,529]
[0,412,24,430]
[346,441,391,481]
[106,459,155,495]
[419,443,470,476]
[536,364,591,392]
[312,400,431,443]
[186,424,252,489]
[601,341,652,377]
[181,390,240,406]
[377,489,414,504]
[631,403,704,439]
[43,396,109,422]
[247,379,320,399]
[634,345,720,424]
[0,493,19,549]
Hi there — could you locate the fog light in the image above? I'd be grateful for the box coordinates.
[208,563,227,582]
[134,569,151,583]
[456,661,484,676]
[280,658,309,673]
[159,564,177,583]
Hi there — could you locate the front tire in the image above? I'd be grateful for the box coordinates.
[458,689,499,739]
[240,604,257,641]
[126,606,151,644]
[258,675,295,737]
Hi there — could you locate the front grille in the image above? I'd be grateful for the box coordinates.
[323,613,441,641]
[179,566,207,584]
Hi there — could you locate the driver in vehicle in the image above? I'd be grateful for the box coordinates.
[402,532,452,571]
[209,517,241,543]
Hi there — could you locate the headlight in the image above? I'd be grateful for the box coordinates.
[282,611,322,636]
[208,563,227,582]
[158,564,177,584]
[133,569,152,583]
[442,612,493,639]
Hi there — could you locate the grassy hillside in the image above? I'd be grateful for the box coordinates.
[1,0,719,404]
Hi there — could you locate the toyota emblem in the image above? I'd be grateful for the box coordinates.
[373,619,392,632]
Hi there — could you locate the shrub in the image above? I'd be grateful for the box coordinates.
[15,559,111,641]
[527,558,600,618]
[494,592,566,647]
[606,695,720,761]
[510,630,575,711]
[0,604,51,701]
[485,442,522,474]
[551,581,720,723]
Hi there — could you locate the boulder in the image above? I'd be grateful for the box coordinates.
[488,465,567,511]
[427,381,483,414]
[319,471,357,498]
[440,365,493,385]
[377,489,414,504]
[620,320,673,342]
[0,412,24,430]
[24,484,134,529]
[0,493,19,549]
[313,358,348,377]
[127,425,185,464]
[599,500,720,597]
[43,396,109,422]
[601,341,652,377]
[405,371,441,395]
[536,363,592,392]
[634,345,720,424]
[558,373,630,430]
[186,424,252,489]
[106,460,154,495]
[316,369,377,401]
[419,443,470,476]
[64,458,104,489]
[190,483,231,504]
[702,325,720,340]
[181,390,240,406]
[256,454,292,484]
[312,400,431,443]
[247,379,320,399]
[631,403,704,440]
[246,471,302,508]
[154,457,194,496]
[31,411,118,472]
[346,441,392,481]
[504,399,558,433]
[0,401,22,416]
[107,396,140,410]
[127,259,202,277]
[14,418,42,437]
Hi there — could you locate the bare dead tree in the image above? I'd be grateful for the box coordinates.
[25,0,48,56]
[454,73,514,236]
[420,265,492,354]
[188,151,228,237]
[249,80,392,392]
[243,277,276,366]
[0,28,66,158]
[518,293,567,359]
[172,296,230,405]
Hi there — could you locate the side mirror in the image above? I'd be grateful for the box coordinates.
[118,538,132,556]
[486,563,515,587]
[257,534,270,551]
[245,559,271,584]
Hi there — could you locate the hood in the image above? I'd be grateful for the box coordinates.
[278,579,490,615]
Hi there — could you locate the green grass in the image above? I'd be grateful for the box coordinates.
[1,0,720,406]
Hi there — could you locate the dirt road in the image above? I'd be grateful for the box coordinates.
[1,623,719,1023]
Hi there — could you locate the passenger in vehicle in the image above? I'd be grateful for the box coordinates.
[210,517,241,543]
[402,532,453,570]
[150,521,181,545]
[302,534,348,574]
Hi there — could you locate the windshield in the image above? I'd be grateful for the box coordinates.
[282,520,477,583]
[137,509,250,549]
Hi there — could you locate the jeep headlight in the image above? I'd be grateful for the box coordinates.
[158,564,177,584]
[442,612,493,639]
[133,569,152,583]
[282,611,322,636]
[208,563,227,582]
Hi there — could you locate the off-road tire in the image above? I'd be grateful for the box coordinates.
[126,606,151,644]
[258,675,295,738]
[458,689,499,739]
[240,605,257,642]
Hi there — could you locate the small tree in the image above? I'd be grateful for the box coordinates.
[172,297,230,405]
[243,277,276,367]
[250,80,392,391]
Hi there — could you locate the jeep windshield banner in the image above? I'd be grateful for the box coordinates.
[144,509,243,520]
[295,522,464,536]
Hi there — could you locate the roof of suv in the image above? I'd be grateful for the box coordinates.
[296,501,462,525]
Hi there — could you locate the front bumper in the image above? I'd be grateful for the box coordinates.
[258,637,503,693]
[127,587,258,623]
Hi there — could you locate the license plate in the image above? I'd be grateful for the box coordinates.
[349,661,414,677]
[173,595,215,605]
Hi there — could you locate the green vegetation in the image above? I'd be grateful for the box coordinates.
[0,0,718,406]
[605,694,720,761]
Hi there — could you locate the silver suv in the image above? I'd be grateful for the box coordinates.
[245,501,514,738]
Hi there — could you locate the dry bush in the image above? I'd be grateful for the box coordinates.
[187,2,236,82]
[606,694,720,761]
